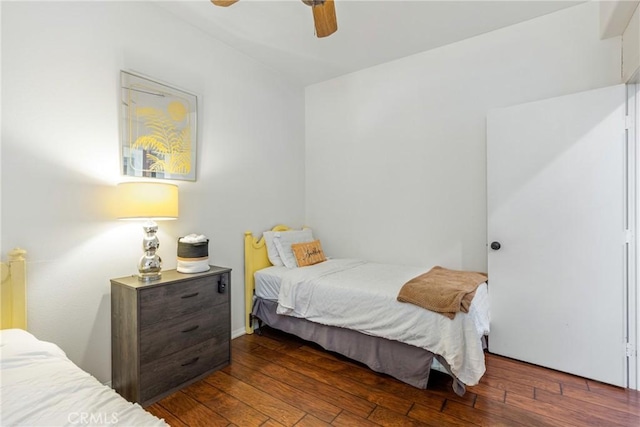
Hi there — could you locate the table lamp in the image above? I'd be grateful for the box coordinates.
[116,182,179,282]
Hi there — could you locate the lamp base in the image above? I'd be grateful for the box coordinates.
[137,221,163,282]
[137,252,163,282]
[137,271,162,282]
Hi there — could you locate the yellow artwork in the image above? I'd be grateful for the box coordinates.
[121,71,198,181]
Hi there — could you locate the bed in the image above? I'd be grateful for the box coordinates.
[0,248,167,426]
[244,226,490,395]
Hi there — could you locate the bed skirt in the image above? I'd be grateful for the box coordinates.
[252,297,466,396]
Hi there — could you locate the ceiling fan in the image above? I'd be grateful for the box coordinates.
[210,0,337,38]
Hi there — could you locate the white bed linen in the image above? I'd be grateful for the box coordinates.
[0,329,167,427]
[255,265,290,300]
[270,259,489,386]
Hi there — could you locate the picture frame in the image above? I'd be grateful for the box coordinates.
[120,70,198,181]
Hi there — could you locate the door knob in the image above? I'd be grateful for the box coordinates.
[490,241,501,250]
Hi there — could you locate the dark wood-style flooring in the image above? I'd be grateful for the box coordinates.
[147,327,640,426]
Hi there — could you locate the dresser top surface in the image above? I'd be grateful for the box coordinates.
[111,266,231,289]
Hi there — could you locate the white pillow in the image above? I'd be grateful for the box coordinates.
[273,229,314,268]
[263,231,284,267]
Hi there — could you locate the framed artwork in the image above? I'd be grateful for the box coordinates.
[120,70,198,181]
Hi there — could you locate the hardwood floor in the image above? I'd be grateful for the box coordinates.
[147,327,640,426]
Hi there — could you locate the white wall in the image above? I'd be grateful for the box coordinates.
[305,1,620,272]
[600,0,639,39]
[636,81,640,391]
[0,2,2,257]
[623,4,640,82]
[1,1,305,383]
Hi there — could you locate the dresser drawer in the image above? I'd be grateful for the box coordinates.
[140,336,230,403]
[140,273,229,326]
[139,305,230,364]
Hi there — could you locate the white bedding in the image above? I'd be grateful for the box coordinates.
[255,265,290,300]
[0,329,167,427]
[258,259,489,386]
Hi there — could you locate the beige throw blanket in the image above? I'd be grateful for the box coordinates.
[397,266,488,319]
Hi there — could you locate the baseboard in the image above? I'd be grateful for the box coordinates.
[231,327,245,339]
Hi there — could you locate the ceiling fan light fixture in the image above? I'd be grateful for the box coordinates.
[309,0,337,38]
[211,0,337,38]
[211,0,239,7]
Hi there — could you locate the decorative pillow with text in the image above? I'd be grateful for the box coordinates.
[291,240,327,267]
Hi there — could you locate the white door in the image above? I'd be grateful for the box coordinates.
[487,85,628,387]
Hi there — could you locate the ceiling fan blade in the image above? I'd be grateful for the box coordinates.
[312,0,337,38]
[211,0,238,7]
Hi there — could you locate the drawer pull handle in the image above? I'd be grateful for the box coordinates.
[181,357,199,367]
[181,325,200,333]
[181,292,199,299]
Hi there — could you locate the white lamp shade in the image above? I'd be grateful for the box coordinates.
[117,182,179,220]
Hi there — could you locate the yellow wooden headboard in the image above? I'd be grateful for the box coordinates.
[0,248,27,330]
[244,225,291,334]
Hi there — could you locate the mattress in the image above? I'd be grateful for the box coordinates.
[255,265,289,301]
[0,329,167,426]
[254,259,489,386]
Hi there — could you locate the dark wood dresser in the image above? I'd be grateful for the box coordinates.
[111,266,231,406]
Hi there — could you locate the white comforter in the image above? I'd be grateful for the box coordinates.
[0,329,167,427]
[275,259,490,386]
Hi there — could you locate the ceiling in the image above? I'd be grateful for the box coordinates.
[157,0,584,86]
